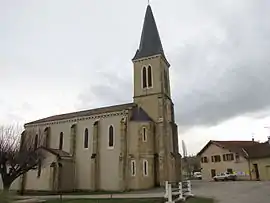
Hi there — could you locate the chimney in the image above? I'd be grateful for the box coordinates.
[252,137,254,142]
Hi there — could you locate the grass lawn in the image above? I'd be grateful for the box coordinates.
[45,197,214,203]
[45,199,163,203]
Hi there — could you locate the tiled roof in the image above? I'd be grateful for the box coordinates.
[244,142,270,158]
[130,106,153,122]
[25,103,135,126]
[197,140,270,159]
[133,5,166,61]
[39,146,71,158]
[46,148,71,158]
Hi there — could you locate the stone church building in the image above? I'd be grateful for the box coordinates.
[20,5,182,192]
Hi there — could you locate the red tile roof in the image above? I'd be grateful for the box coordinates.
[197,140,270,159]
[244,142,270,158]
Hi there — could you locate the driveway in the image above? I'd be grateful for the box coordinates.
[191,180,270,203]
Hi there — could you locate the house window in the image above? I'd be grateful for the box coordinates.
[59,132,64,150]
[211,155,221,162]
[108,125,114,148]
[201,156,208,163]
[142,67,147,88]
[84,128,89,149]
[143,159,148,176]
[34,134,38,149]
[142,127,147,142]
[147,65,152,87]
[131,160,136,176]
[223,153,234,161]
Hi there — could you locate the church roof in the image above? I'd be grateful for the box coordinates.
[25,103,135,126]
[130,106,153,122]
[39,146,71,158]
[133,5,166,61]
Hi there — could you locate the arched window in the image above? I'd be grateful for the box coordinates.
[84,128,89,149]
[142,127,147,142]
[143,159,148,176]
[34,134,38,149]
[108,125,114,148]
[37,159,42,178]
[142,67,147,88]
[45,128,50,148]
[147,65,152,87]
[164,69,168,92]
[131,160,136,176]
[59,132,63,150]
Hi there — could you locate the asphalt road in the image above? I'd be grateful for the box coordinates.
[191,180,270,203]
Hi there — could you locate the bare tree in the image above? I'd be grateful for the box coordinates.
[0,124,45,192]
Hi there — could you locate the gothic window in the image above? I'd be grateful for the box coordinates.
[84,128,89,149]
[34,134,38,149]
[142,127,147,142]
[108,125,114,148]
[45,128,50,148]
[164,69,168,92]
[142,66,147,88]
[37,159,41,178]
[59,132,64,150]
[143,159,148,176]
[147,65,152,87]
[131,160,136,176]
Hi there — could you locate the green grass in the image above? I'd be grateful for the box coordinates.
[45,199,163,203]
[17,190,125,196]
[45,197,214,203]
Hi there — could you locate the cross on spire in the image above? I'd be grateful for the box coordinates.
[148,0,150,5]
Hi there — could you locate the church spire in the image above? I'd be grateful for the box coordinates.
[133,5,165,61]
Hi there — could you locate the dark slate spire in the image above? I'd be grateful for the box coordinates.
[133,5,165,60]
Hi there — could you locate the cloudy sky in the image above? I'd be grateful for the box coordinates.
[1,0,270,154]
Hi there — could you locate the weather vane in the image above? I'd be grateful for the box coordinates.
[148,0,150,5]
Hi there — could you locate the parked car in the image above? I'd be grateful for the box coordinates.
[193,172,202,180]
[213,172,237,181]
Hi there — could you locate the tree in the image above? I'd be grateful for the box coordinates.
[0,125,45,192]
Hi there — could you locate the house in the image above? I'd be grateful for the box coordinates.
[197,138,270,181]
[16,4,182,193]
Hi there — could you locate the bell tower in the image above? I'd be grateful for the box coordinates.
[133,5,171,119]
[132,5,181,184]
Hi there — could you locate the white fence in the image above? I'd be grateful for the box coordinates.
[164,180,194,203]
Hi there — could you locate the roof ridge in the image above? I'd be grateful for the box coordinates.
[25,102,135,126]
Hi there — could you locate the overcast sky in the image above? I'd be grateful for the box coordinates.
[1,0,270,154]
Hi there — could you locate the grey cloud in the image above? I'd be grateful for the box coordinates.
[172,1,270,127]
[76,70,132,110]
[76,1,270,129]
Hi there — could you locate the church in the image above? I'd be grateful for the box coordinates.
[20,5,182,192]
